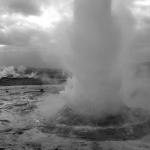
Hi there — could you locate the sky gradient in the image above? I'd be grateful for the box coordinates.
[0,0,149,68]
[0,0,73,68]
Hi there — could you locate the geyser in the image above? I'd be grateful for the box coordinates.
[62,0,122,118]
[63,0,150,117]
[37,0,150,141]
[40,0,150,120]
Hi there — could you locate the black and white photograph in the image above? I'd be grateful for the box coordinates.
[0,0,150,149]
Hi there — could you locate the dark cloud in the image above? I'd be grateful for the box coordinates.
[0,0,73,69]
[0,0,49,16]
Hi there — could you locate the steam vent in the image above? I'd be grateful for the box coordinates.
[1,0,150,149]
[0,66,67,86]
[41,105,150,141]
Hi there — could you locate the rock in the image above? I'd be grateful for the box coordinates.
[40,89,44,93]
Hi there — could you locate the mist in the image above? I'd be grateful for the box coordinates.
[117,0,150,110]
[63,0,122,118]
[39,0,150,119]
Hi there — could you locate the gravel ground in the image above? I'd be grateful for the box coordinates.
[0,85,150,150]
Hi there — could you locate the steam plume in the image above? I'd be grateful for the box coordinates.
[0,66,37,79]
[0,66,19,78]
[40,0,150,118]
[65,0,150,116]
[61,0,122,118]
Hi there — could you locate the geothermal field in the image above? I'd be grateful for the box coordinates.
[1,0,150,149]
[0,67,149,150]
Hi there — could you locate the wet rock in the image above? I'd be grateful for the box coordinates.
[12,127,31,135]
[40,89,44,93]
[25,142,42,150]
[0,120,11,125]
[0,128,13,133]
[42,120,150,141]
[14,101,29,107]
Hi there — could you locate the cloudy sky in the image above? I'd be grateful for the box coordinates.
[0,0,73,68]
[0,0,149,68]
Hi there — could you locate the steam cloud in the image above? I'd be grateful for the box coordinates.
[40,0,150,119]
[61,0,122,118]
[0,66,37,79]
[0,66,19,79]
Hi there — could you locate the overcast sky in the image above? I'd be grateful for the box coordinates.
[0,0,149,68]
[0,0,73,68]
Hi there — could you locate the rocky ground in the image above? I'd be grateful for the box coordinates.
[0,85,150,149]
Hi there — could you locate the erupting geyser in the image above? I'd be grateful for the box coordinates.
[64,0,122,118]
[63,0,150,118]
[40,0,150,123]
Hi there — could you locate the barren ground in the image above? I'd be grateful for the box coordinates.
[0,85,150,150]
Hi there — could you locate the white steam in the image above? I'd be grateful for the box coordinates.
[61,0,121,118]
[117,0,150,110]
[0,66,37,79]
[17,65,26,74]
[40,0,150,119]
[0,66,19,78]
